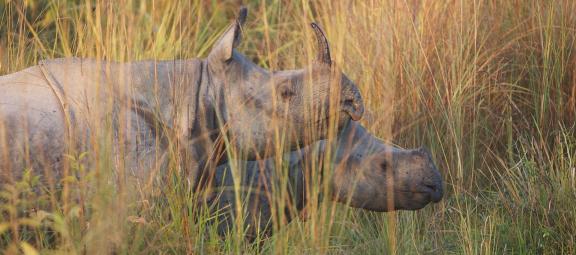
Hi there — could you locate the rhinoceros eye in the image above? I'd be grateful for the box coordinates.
[380,161,388,172]
[279,86,295,101]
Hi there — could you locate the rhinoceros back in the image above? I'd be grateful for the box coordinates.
[0,63,69,183]
[0,58,203,186]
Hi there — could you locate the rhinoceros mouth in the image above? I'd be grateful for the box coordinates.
[394,188,443,204]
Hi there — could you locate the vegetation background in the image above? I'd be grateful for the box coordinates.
[0,0,575,254]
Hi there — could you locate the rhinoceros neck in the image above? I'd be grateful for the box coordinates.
[126,58,226,161]
[111,58,230,187]
[107,59,220,167]
[187,60,226,162]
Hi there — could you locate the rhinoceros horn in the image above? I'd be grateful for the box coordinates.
[310,22,331,65]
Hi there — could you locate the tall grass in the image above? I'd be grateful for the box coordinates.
[1,0,575,254]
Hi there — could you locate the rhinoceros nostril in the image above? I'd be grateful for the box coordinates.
[423,182,443,203]
[420,181,439,192]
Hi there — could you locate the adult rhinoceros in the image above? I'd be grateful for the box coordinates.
[0,7,364,188]
[207,121,444,240]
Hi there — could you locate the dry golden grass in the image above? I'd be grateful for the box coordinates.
[0,0,575,254]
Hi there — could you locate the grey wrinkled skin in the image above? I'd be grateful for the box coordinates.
[207,121,443,241]
[0,7,364,187]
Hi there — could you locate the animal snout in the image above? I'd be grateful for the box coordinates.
[341,86,364,121]
[414,147,444,203]
[421,179,443,203]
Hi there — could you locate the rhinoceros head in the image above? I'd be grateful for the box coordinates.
[206,7,364,157]
[329,122,443,211]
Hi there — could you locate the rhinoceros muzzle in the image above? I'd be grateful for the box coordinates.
[418,179,444,203]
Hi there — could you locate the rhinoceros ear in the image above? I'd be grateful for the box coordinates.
[208,7,247,63]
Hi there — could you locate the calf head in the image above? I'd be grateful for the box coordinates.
[206,7,364,157]
[205,122,443,240]
[329,122,443,211]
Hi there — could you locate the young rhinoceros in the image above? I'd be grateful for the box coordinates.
[0,7,363,186]
[207,121,444,240]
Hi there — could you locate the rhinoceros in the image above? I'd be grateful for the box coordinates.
[0,7,364,188]
[205,121,444,240]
